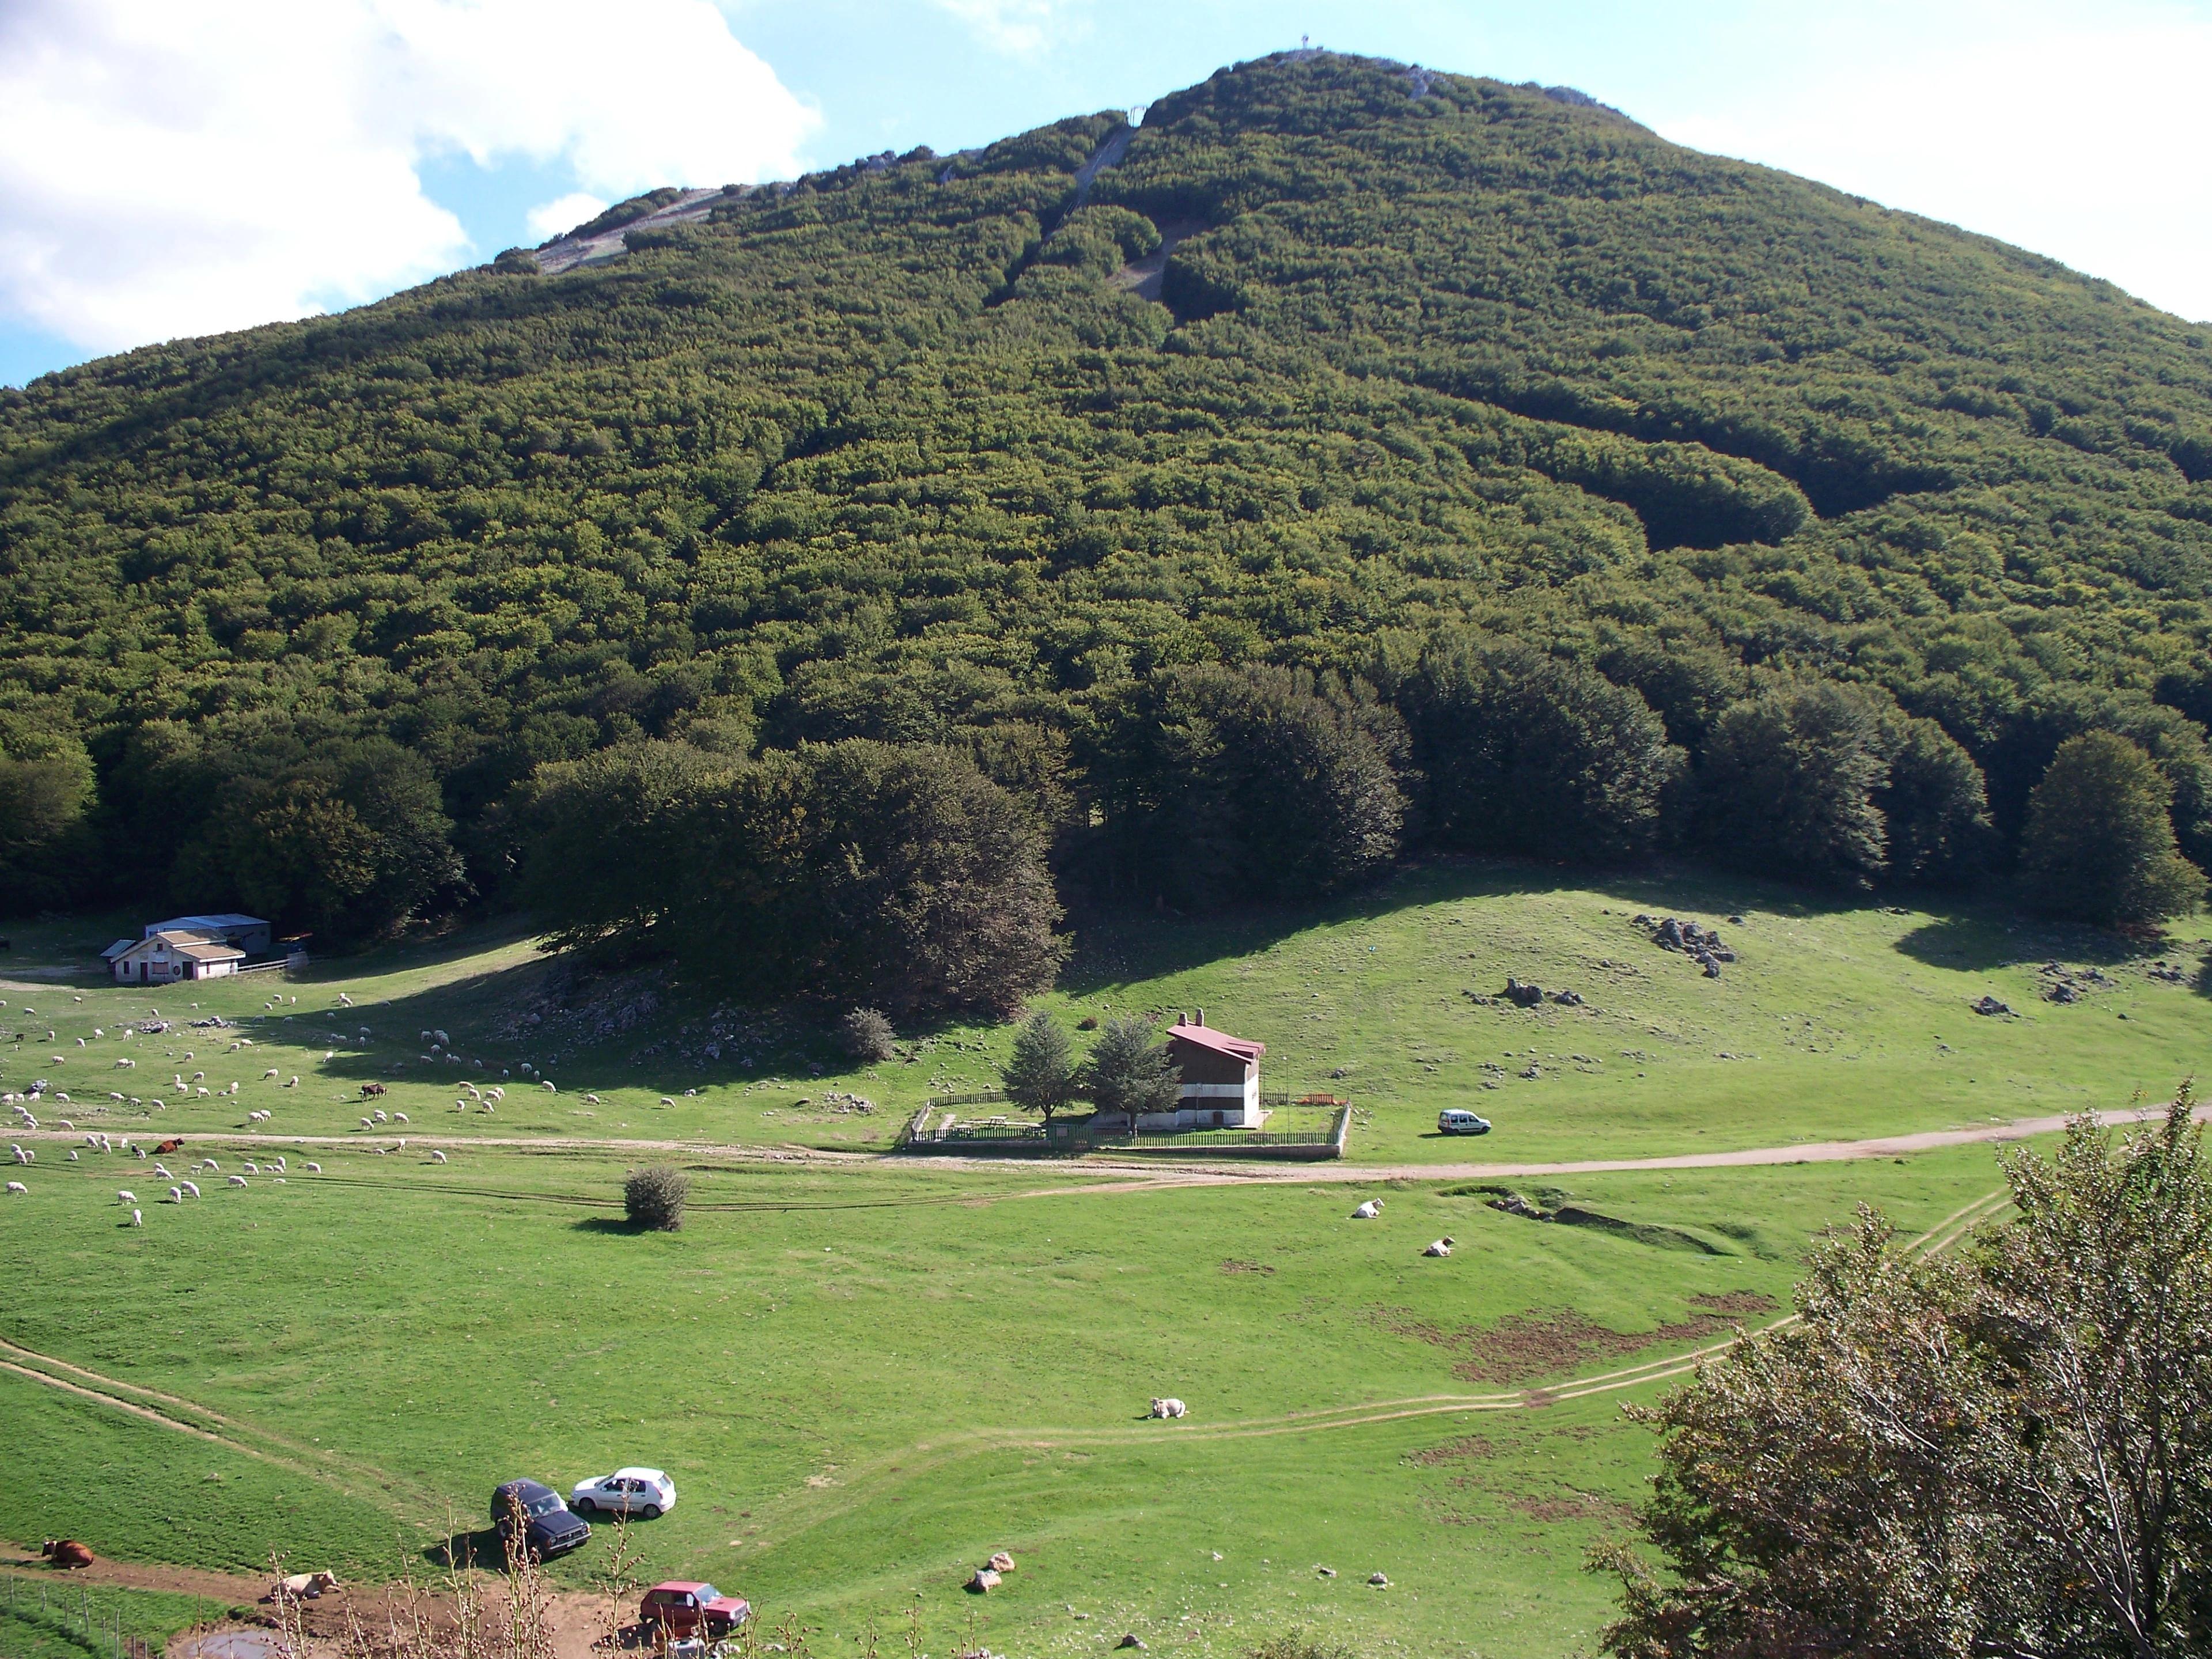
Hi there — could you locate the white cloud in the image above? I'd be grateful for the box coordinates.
[930,0,1085,59]
[0,0,819,355]
[527,192,611,244]
[1653,2,2212,322]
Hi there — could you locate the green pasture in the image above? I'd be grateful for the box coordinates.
[1,1125,2013,1657]
[6,863,2207,1167]
[0,1575,211,1659]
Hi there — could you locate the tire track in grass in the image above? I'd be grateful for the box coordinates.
[0,1337,444,1522]
[713,1189,2017,1567]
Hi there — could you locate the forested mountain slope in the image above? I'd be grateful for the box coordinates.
[4,51,2211,964]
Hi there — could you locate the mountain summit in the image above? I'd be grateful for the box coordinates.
[2,51,2210,933]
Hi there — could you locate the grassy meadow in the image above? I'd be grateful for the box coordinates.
[1,862,2206,1655]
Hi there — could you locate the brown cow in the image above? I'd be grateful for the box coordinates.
[153,1138,183,1155]
[41,1539,94,1569]
[360,1083,387,1099]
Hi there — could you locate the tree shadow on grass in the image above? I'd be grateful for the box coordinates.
[571,1215,646,1234]
[1895,910,2147,974]
[422,1527,504,1570]
[1056,854,1869,997]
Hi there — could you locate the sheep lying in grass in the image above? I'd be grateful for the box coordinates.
[1149,1397,1187,1419]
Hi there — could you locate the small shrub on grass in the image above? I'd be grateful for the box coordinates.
[624,1166,690,1231]
[840,1006,896,1062]
[1248,1633,1358,1659]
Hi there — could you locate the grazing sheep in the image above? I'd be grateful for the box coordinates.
[303,1162,320,1173]
[128,1209,142,1227]
[373,1108,387,1123]
[116,1190,135,1204]
[191,1070,204,1082]
[1352,1200,1382,1220]
[242,1162,259,1175]
[393,1111,408,1123]
[541,1080,556,1092]
[429,1149,447,1163]
[115,1058,134,1069]
[433,1029,448,1046]
[53,1092,70,1103]
[361,1117,373,1128]
[154,1162,172,1179]
[199,1159,219,1172]
[1149,1397,1188,1419]
[228,1175,248,1187]
[583,1093,601,1105]
[284,1076,299,1088]
[5,1180,24,1194]
[180,1180,199,1198]
[660,1097,675,1107]
[1423,1237,1455,1258]
[168,1186,181,1203]
[9,1145,29,1164]
[262,1068,279,1080]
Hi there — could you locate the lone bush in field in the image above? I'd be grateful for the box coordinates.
[840,1006,896,1063]
[623,1166,690,1231]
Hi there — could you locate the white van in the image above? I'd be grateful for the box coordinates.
[1437,1109,1491,1136]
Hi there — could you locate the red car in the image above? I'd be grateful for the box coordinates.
[638,1581,749,1642]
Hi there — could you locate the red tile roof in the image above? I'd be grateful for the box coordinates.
[1166,1021,1264,1060]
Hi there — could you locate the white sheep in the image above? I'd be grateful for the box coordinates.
[67,1149,77,1160]
[242,1162,259,1175]
[303,1161,320,1173]
[52,1092,69,1103]
[116,1190,135,1204]
[199,1159,219,1172]
[393,1111,408,1123]
[167,1185,181,1203]
[9,1145,30,1164]
[1149,1397,1188,1419]
[191,1070,205,1082]
[583,1093,601,1105]
[433,1029,448,1045]
[372,1108,387,1123]
[5,1180,24,1194]
[128,1209,142,1226]
[262,1068,279,1080]
[660,1097,675,1107]
[429,1149,447,1163]
[154,1162,172,1179]
[180,1180,200,1198]
[541,1080,556,1092]
[284,1076,299,1088]
[115,1058,134,1069]
[228,1175,248,1187]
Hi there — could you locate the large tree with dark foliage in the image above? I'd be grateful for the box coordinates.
[524,739,1063,1015]
[1094,664,1406,910]
[1695,684,1891,887]
[2020,732,2206,927]
[1595,1093,2212,1658]
[1406,634,1679,862]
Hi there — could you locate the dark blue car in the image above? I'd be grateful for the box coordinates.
[491,1479,592,1560]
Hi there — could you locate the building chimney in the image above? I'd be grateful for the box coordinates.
[1195,1007,1205,1028]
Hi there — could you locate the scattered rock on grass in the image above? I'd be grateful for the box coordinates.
[1972,995,2013,1017]
[1368,1572,1391,1588]
[1117,1637,1146,1650]
[967,1568,1000,1593]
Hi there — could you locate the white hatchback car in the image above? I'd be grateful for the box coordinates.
[570,1467,677,1518]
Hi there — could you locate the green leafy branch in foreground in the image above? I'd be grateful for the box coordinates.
[1594,1084,2212,1658]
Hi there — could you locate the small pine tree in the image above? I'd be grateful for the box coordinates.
[1003,1009,1078,1119]
[840,1006,896,1063]
[2021,732,2207,926]
[624,1166,690,1231]
[1085,1016,1182,1123]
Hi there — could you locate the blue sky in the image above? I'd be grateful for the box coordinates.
[6,0,2212,388]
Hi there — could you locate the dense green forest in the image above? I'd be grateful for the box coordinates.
[4,51,2211,996]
